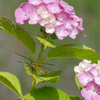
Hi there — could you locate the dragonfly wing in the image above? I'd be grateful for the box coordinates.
[37,62,55,66]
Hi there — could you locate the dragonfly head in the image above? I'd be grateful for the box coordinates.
[28,61,36,66]
[28,61,32,64]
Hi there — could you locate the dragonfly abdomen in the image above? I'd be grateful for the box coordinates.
[28,61,48,74]
[35,66,48,74]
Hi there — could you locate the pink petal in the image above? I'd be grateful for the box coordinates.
[45,23,55,34]
[78,71,93,86]
[39,19,49,26]
[29,13,41,24]
[28,0,43,5]
[90,67,99,76]
[56,11,71,21]
[74,66,82,73]
[94,75,100,85]
[14,3,35,24]
[47,3,62,14]
[59,1,74,14]
[68,26,78,39]
[61,18,72,29]
[15,7,29,24]
[43,0,58,4]
[91,93,100,100]
[81,81,100,100]
[81,88,92,100]
[20,3,34,13]
[55,25,69,40]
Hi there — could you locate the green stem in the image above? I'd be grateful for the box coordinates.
[31,79,36,90]
[37,32,48,62]
[31,32,48,90]
[37,43,44,62]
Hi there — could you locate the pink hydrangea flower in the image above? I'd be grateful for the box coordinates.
[45,23,56,34]
[15,0,85,40]
[74,60,100,100]
[68,26,79,39]
[59,1,74,15]
[78,71,93,86]
[28,12,41,24]
[81,81,100,100]
[56,11,71,21]
[55,25,69,40]
[15,3,34,24]
[47,2,62,14]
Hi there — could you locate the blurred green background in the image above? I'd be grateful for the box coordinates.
[0,0,100,100]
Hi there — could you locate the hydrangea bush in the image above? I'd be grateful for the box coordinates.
[0,0,100,100]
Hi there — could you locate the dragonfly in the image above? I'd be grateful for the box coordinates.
[15,52,54,74]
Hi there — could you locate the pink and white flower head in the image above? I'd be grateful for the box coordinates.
[15,0,85,40]
[81,81,100,100]
[74,59,92,74]
[74,60,100,100]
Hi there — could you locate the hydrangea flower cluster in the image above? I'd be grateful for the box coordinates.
[15,0,84,40]
[74,60,100,100]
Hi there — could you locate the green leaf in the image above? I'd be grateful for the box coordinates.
[0,72,23,96]
[39,75,59,84]
[41,70,62,77]
[47,44,100,63]
[39,70,62,83]
[75,75,83,90]
[69,96,83,100]
[64,44,92,49]
[24,63,61,84]
[23,86,71,100]
[0,16,35,55]
[35,36,56,49]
